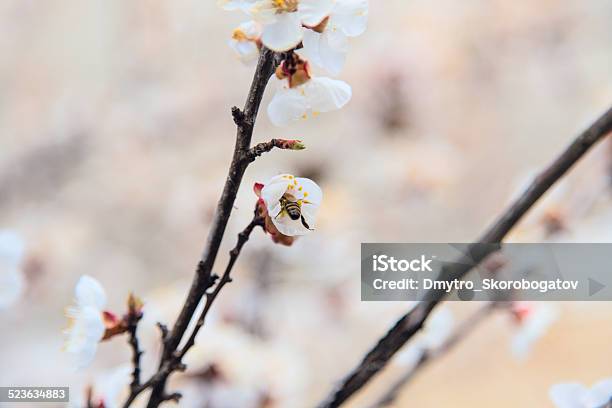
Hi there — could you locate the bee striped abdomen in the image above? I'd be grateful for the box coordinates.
[284,201,301,220]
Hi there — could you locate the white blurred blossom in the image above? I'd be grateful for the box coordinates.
[64,275,108,369]
[0,230,26,309]
[181,323,307,408]
[229,21,262,63]
[261,174,323,236]
[550,378,612,408]
[70,365,131,408]
[510,301,559,360]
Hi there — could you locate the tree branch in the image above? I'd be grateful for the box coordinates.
[127,315,143,392]
[318,105,612,408]
[178,211,264,360]
[116,48,280,408]
[369,303,498,408]
[142,48,279,408]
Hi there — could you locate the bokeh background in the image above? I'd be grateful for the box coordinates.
[1,0,612,407]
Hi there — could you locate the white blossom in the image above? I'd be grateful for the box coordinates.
[220,0,346,52]
[550,378,612,408]
[229,21,262,63]
[0,230,26,309]
[69,365,132,408]
[64,275,108,369]
[510,301,558,360]
[260,174,323,236]
[267,76,351,126]
[298,0,368,74]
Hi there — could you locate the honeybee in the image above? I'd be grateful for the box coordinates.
[276,196,313,230]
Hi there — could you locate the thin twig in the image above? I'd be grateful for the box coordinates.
[118,48,280,408]
[318,105,612,408]
[178,212,265,359]
[127,315,143,391]
[142,48,279,408]
[247,138,305,162]
[370,303,498,408]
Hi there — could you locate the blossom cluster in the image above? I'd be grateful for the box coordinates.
[221,0,368,126]
[221,0,367,244]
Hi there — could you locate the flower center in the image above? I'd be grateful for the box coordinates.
[273,0,298,13]
[275,53,311,88]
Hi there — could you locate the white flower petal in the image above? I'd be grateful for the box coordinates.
[267,82,308,126]
[299,29,347,75]
[229,40,260,63]
[0,230,25,267]
[297,29,323,67]
[273,216,312,236]
[318,30,348,75]
[299,0,335,27]
[585,379,612,407]
[65,306,105,369]
[511,303,558,359]
[304,77,352,113]
[331,0,368,37]
[549,383,589,408]
[95,365,132,408]
[261,175,292,211]
[0,267,24,309]
[295,177,323,205]
[240,20,263,38]
[75,275,107,310]
[261,12,303,51]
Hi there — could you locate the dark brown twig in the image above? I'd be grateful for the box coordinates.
[117,48,280,408]
[370,303,498,408]
[127,315,143,392]
[178,212,265,359]
[141,48,279,408]
[318,105,612,408]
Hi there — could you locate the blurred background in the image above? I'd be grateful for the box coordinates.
[1,0,612,407]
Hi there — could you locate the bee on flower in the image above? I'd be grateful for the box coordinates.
[254,174,323,245]
[267,53,351,126]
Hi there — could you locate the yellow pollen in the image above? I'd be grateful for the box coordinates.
[304,192,309,197]
[272,0,298,13]
[298,187,302,191]
[232,29,248,41]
